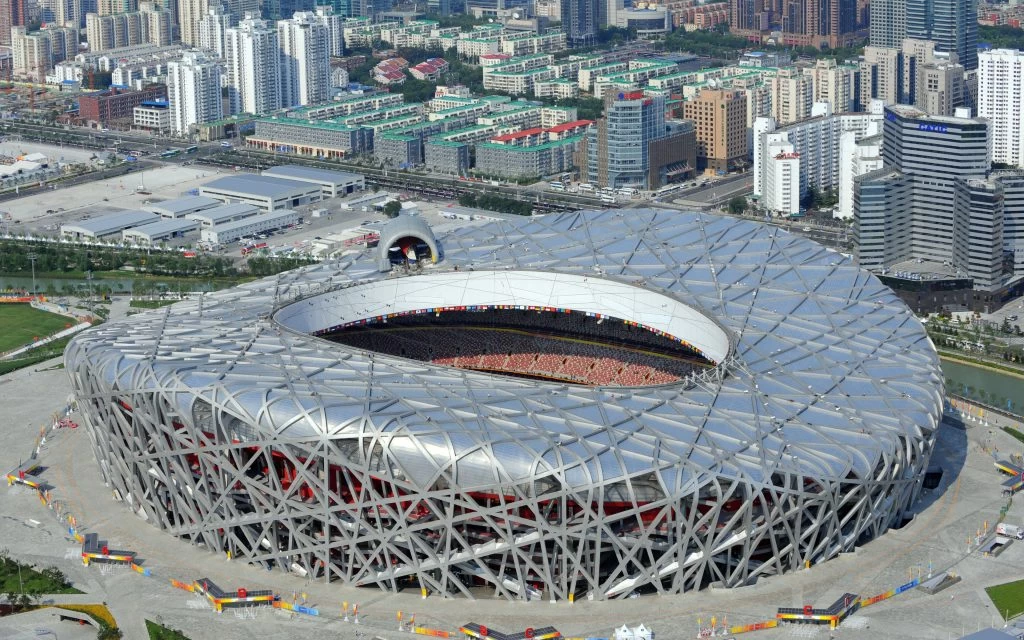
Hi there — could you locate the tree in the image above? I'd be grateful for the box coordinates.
[383,200,402,218]
[728,196,747,215]
[97,624,123,640]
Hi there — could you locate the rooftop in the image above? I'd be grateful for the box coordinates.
[125,218,199,237]
[201,175,316,199]
[62,209,158,236]
[148,195,220,215]
[263,165,363,184]
[187,203,261,224]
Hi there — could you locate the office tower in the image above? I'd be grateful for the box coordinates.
[177,0,209,45]
[314,5,343,57]
[225,16,281,115]
[587,91,695,189]
[0,0,26,46]
[978,49,1024,167]
[198,5,233,58]
[906,0,978,70]
[51,0,81,28]
[561,0,601,46]
[682,88,748,172]
[953,177,1005,290]
[1001,173,1024,276]
[769,67,812,125]
[869,0,906,48]
[855,105,989,275]
[167,50,223,136]
[278,11,330,107]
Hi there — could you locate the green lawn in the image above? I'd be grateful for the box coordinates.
[0,556,82,594]
[0,304,72,353]
[986,579,1024,620]
[147,620,191,639]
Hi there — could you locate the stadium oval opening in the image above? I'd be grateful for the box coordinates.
[275,270,733,388]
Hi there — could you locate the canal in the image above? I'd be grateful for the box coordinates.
[942,358,1024,414]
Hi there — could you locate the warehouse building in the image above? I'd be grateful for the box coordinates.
[61,210,160,240]
[185,203,261,228]
[200,175,322,212]
[200,210,300,244]
[261,166,365,197]
[148,195,221,218]
[122,218,199,245]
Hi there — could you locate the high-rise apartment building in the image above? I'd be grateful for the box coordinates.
[769,67,812,125]
[11,25,77,80]
[906,0,978,70]
[806,58,855,114]
[198,5,233,58]
[225,17,282,115]
[98,0,138,13]
[978,49,1024,167]
[859,39,966,115]
[763,140,800,215]
[314,5,344,57]
[868,0,906,48]
[86,3,172,51]
[729,0,858,49]
[859,46,902,107]
[278,11,330,107]
[561,0,602,46]
[167,50,223,136]
[755,100,885,205]
[177,0,210,45]
[587,90,695,189]
[0,0,26,46]
[682,88,748,172]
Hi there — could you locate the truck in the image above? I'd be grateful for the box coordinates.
[996,523,1024,539]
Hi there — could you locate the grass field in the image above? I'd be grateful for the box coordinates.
[0,304,72,353]
[986,578,1024,620]
[0,555,83,594]
[147,620,191,639]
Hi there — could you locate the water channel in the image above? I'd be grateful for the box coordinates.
[942,358,1024,413]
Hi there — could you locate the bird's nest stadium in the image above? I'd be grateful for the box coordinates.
[65,209,944,601]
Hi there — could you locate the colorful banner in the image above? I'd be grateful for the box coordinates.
[414,627,451,638]
[728,620,777,634]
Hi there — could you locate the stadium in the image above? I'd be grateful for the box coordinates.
[65,209,944,601]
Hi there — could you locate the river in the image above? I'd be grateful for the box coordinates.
[942,358,1024,413]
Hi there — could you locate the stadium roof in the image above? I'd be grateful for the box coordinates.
[68,209,943,495]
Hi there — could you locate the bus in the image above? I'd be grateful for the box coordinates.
[160,149,181,158]
[185,145,199,154]
[548,181,565,191]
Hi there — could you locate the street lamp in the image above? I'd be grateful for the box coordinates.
[27,252,37,298]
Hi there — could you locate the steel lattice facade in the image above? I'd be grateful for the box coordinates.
[65,209,943,601]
